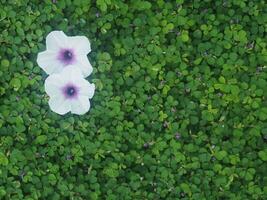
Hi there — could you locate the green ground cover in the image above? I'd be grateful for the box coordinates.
[0,0,267,199]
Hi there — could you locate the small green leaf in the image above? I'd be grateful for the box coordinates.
[181,33,189,42]
[215,150,228,160]
[258,150,267,161]
[0,152,8,166]
[1,59,9,71]
[35,135,47,145]
[10,78,21,91]
[219,76,226,84]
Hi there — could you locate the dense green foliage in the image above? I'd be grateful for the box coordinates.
[0,0,267,199]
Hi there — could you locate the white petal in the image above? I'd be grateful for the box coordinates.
[37,50,64,75]
[48,96,71,115]
[68,36,91,55]
[78,80,95,98]
[75,56,93,78]
[46,31,67,51]
[59,65,84,82]
[70,96,90,115]
[44,74,66,97]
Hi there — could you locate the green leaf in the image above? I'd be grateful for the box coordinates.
[1,59,9,71]
[181,32,189,42]
[180,183,192,196]
[219,76,226,84]
[48,174,57,185]
[35,135,47,145]
[0,152,8,166]
[215,150,228,160]
[258,150,267,161]
[10,78,21,91]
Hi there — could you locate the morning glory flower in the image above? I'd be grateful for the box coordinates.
[44,66,95,115]
[37,30,93,78]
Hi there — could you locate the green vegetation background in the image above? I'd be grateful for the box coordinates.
[0,0,267,199]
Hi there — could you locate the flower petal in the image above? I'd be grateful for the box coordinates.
[75,56,93,78]
[70,96,90,115]
[46,30,67,51]
[78,80,95,98]
[48,96,71,115]
[68,36,91,55]
[59,65,84,82]
[37,50,64,75]
[44,74,66,97]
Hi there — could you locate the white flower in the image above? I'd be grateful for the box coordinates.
[37,30,93,78]
[44,65,95,115]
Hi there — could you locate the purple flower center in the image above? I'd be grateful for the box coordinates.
[64,50,73,61]
[62,84,79,99]
[66,86,75,96]
[58,48,75,65]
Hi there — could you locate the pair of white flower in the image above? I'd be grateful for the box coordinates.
[37,31,95,115]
